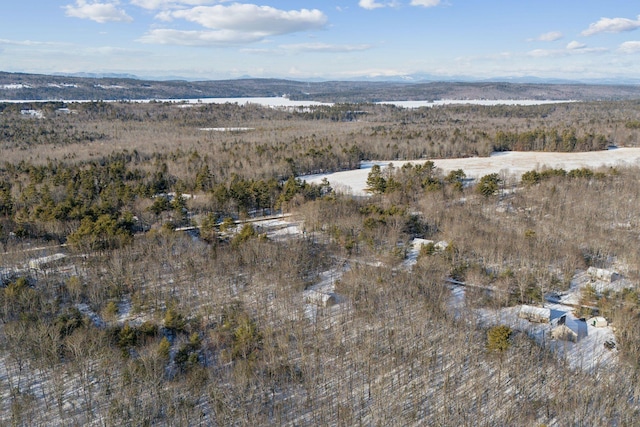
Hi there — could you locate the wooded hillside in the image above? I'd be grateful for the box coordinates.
[4,71,640,101]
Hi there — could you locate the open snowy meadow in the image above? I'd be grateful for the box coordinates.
[301,148,640,196]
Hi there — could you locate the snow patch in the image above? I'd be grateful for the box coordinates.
[1,84,31,89]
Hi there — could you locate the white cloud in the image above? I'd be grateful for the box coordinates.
[359,0,385,9]
[281,43,372,53]
[528,45,607,57]
[143,4,327,46]
[410,0,441,7]
[566,41,586,50]
[64,0,133,23]
[336,68,408,78]
[130,0,170,9]
[0,39,64,47]
[358,0,405,9]
[138,29,263,45]
[154,10,175,21]
[536,31,563,42]
[163,4,326,35]
[239,47,276,54]
[619,41,640,54]
[130,0,217,10]
[241,43,373,55]
[581,15,640,36]
[85,46,148,55]
[527,48,558,58]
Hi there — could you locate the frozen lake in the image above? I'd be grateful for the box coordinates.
[1,96,574,109]
[377,99,575,108]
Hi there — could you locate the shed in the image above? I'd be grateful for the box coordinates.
[304,290,337,307]
[518,305,551,323]
[587,316,608,328]
[587,266,620,282]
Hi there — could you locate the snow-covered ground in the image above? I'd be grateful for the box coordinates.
[75,303,106,329]
[548,267,634,306]
[401,238,448,269]
[455,268,620,372]
[475,302,617,372]
[303,267,346,323]
[377,99,574,108]
[249,217,304,240]
[400,242,620,371]
[402,238,432,269]
[301,148,640,196]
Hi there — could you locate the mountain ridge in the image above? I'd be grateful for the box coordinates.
[2,71,640,102]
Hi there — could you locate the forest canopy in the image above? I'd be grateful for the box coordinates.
[1,98,640,425]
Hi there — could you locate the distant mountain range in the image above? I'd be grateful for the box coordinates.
[2,71,640,103]
[51,71,640,86]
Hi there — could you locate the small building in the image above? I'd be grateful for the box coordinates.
[518,305,551,323]
[304,290,337,307]
[587,316,608,328]
[20,109,45,119]
[587,266,620,283]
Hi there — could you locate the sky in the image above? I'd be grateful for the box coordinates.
[1,1,640,81]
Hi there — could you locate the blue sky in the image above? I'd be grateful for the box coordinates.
[1,1,640,80]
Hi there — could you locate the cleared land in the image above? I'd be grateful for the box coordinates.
[303,148,640,195]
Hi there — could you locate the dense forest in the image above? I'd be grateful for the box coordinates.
[1,97,640,425]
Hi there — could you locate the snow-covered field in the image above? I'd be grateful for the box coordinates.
[301,148,640,196]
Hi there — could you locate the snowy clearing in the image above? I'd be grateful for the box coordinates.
[475,301,617,372]
[303,266,348,323]
[254,218,304,240]
[301,148,640,196]
[401,243,620,372]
